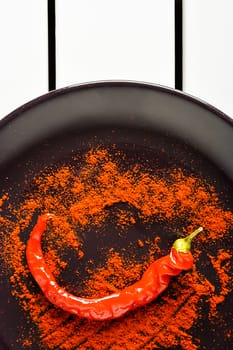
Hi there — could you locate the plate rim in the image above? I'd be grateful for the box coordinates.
[1,80,232,129]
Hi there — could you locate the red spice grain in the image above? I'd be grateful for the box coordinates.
[137,239,144,248]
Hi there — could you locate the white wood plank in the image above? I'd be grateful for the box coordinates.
[0,0,48,120]
[56,0,174,88]
[183,0,233,118]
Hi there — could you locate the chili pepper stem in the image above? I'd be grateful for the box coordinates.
[172,227,203,253]
[185,227,203,243]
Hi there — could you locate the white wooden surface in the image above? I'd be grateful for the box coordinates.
[56,0,174,89]
[0,1,48,119]
[183,0,233,118]
[0,1,233,120]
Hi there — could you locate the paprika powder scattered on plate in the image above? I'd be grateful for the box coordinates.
[0,147,233,349]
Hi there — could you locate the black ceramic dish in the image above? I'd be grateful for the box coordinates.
[0,81,232,349]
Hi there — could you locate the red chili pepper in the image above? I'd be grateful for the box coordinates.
[26,214,203,321]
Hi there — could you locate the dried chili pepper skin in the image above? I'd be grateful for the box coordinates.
[26,214,202,321]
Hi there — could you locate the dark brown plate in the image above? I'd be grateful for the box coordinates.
[0,81,232,350]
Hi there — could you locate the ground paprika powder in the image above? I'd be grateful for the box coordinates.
[0,148,232,349]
